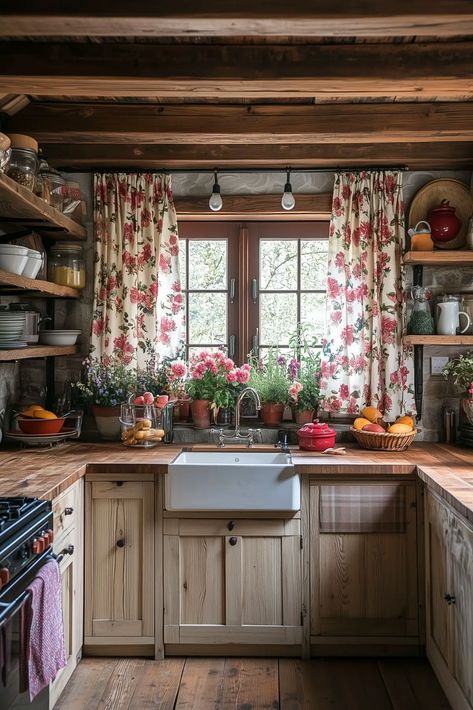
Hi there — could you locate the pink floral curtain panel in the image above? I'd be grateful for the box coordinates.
[320,171,416,418]
[91,173,185,367]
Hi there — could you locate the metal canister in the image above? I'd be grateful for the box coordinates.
[441,406,456,444]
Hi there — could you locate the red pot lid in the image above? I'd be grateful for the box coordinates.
[429,199,456,214]
[298,419,335,437]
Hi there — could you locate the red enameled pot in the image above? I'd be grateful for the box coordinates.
[297,419,336,451]
[428,199,462,244]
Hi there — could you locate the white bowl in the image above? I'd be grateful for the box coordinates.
[0,246,29,276]
[21,249,43,279]
[39,330,81,346]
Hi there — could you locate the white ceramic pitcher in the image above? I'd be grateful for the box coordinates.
[436,301,471,335]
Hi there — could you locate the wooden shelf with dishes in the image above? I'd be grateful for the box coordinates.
[0,268,80,298]
[0,345,78,362]
[403,335,473,346]
[403,251,473,266]
[0,172,86,241]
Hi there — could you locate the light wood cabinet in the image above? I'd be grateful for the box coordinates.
[163,517,302,649]
[49,479,84,709]
[426,491,473,710]
[309,481,419,650]
[84,478,155,652]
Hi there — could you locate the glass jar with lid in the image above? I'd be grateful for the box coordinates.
[48,242,86,289]
[41,167,66,212]
[6,134,38,191]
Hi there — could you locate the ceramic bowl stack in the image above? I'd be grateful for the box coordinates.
[0,244,43,279]
[0,311,27,349]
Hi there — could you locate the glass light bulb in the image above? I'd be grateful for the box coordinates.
[209,190,223,212]
[281,190,295,211]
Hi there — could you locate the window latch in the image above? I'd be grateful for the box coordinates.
[230,278,237,304]
[229,335,236,359]
[251,278,258,304]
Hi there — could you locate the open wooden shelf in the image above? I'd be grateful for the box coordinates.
[403,251,473,266]
[0,345,79,362]
[0,173,86,241]
[0,268,80,298]
[403,335,473,346]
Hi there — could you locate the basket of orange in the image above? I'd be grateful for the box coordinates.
[350,406,416,451]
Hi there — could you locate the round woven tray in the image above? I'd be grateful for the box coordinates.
[350,427,417,451]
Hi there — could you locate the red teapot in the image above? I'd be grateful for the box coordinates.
[428,199,462,244]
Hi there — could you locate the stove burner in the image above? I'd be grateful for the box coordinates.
[0,497,38,529]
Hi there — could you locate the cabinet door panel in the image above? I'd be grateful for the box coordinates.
[450,514,473,705]
[426,493,451,667]
[180,536,225,625]
[364,533,408,620]
[241,537,282,626]
[318,534,364,622]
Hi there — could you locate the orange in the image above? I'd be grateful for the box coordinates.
[32,409,57,420]
[361,406,383,423]
[353,417,371,431]
[396,415,415,428]
[387,422,413,434]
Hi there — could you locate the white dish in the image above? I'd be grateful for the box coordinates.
[6,428,78,445]
[39,330,81,345]
[21,249,43,279]
[0,245,29,276]
[0,341,27,349]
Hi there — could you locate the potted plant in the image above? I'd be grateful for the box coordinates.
[186,350,251,428]
[249,351,290,425]
[287,329,321,424]
[72,356,136,440]
[443,352,473,425]
[164,359,189,421]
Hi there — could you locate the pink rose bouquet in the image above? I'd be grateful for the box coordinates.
[186,350,252,409]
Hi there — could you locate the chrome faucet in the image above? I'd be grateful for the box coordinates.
[211,386,262,447]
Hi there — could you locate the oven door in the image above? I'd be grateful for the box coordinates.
[0,549,52,710]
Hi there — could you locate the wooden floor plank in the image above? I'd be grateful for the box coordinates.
[221,658,279,710]
[175,658,226,709]
[378,659,452,710]
[97,658,146,710]
[128,658,185,709]
[55,658,119,710]
[280,658,393,710]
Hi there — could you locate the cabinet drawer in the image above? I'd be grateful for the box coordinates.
[53,524,77,567]
[164,517,300,536]
[53,481,81,539]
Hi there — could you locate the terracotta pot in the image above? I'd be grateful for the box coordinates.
[260,403,285,426]
[294,409,314,425]
[92,405,121,440]
[178,399,191,422]
[190,399,211,429]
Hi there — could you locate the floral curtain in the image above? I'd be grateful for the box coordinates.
[91,173,185,367]
[320,171,415,418]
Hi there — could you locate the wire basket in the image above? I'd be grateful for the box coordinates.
[350,427,417,451]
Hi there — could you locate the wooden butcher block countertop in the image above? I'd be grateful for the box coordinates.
[0,442,471,522]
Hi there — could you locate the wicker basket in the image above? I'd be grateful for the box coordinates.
[350,427,417,451]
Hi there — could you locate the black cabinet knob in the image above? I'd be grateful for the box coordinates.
[229,537,238,546]
[444,593,456,605]
[116,538,125,548]
[227,520,235,531]
[64,507,74,516]
[116,481,124,487]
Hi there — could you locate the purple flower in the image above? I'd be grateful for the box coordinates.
[277,354,287,366]
[288,358,301,381]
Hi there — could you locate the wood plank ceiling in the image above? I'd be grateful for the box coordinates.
[1,2,473,170]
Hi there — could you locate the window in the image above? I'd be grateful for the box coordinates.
[179,222,329,362]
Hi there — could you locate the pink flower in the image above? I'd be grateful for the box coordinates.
[130,286,140,304]
[170,361,187,379]
[330,310,342,324]
[224,357,235,371]
[226,370,238,383]
[159,253,170,274]
[381,316,397,345]
[341,325,354,345]
[390,371,399,385]
[339,384,350,400]
[236,368,250,384]
[328,277,341,299]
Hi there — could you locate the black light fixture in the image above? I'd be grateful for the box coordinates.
[281,168,296,211]
[209,170,223,212]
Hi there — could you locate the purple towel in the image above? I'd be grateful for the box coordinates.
[20,559,67,700]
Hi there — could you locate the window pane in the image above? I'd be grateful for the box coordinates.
[260,240,297,291]
[179,239,187,288]
[260,293,297,346]
[188,239,227,290]
[188,292,227,345]
[300,240,328,290]
[301,292,326,343]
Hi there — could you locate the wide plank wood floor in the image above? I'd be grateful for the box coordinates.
[55,657,451,710]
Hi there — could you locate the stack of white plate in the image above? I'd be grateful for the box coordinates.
[0,311,27,348]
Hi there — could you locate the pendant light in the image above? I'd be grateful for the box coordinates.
[281,168,296,211]
[209,170,223,212]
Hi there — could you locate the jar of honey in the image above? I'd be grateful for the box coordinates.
[48,242,85,289]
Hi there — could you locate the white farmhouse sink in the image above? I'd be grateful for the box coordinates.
[166,451,300,511]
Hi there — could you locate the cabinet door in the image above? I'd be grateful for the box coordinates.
[164,518,302,646]
[449,512,473,706]
[310,483,418,637]
[426,491,452,668]
[85,480,154,645]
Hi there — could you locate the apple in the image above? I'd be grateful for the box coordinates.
[362,423,385,433]
[133,395,145,406]
[143,391,155,405]
[154,394,169,409]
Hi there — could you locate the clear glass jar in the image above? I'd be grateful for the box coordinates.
[6,147,38,191]
[407,286,434,335]
[42,169,66,211]
[34,155,51,204]
[48,242,86,289]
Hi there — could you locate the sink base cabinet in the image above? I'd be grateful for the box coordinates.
[163,517,302,652]
[425,491,473,710]
[84,477,155,655]
[308,481,421,656]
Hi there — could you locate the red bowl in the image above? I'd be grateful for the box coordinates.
[17,416,65,435]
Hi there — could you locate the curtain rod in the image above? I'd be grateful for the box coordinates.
[59,165,410,174]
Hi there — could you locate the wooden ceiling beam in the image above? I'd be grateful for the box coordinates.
[1,2,473,37]
[42,141,473,170]
[1,42,473,98]
[8,102,473,145]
